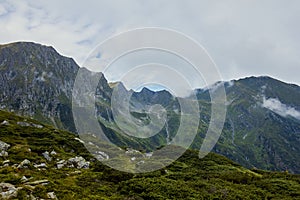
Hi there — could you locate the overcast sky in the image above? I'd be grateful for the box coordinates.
[0,0,299,88]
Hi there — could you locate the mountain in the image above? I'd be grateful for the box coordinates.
[1,110,300,199]
[0,41,300,174]
[193,77,300,173]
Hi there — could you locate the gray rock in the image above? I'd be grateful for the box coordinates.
[16,121,43,128]
[42,151,52,161]
[3,160,10,165]
[74,137,85,144]
[0,141,10,157]
[95,151,109,160]
[56,159,65,164]
[25,179,49,186]
[56,159,66,169]
[0,183,22,199]
[31,123,43,129]
[17,159,31,169]
[33,163,47,168]
[68,156,90,169]
[17,121,31,127]
[0,120,9,125]
[57,163,65,169]
[20,176,28,183]
[47,192,58,199]
[50,150,57,155]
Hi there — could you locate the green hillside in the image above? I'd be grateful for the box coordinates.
[1,110,300,199]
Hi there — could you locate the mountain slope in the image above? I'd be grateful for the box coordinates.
[193,77,300,173]
[1,110,300,199]
[1,41,300,174]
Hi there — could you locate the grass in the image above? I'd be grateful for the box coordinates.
[0,110,300,199]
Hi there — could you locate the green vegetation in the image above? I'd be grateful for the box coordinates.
[1,110,300,199]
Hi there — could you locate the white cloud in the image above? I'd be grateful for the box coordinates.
[262,97,300,120]
[0,4,8,16]
[0,0,299,88]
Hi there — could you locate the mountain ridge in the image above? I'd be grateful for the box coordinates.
[1,41,300,174]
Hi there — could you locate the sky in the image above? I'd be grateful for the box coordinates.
[0,0,299,90]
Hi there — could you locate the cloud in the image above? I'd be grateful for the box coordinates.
[0,0,299,88]
[262,97,300,120]
[0,4,7,16]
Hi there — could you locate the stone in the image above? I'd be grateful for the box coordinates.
[95,151,109,160]
[17,159,31,169]
[2,160,10,165]
[74,137,85,144]
[42,151,52,161]
[47,192,58,199]
[0,120,9,125]
[50,150,57,155]
[0,141,10,157]
[70,170,82,175]
[33,163,47,168]
[21,176,28,183]
[68,156,90,169]
[0,183,22,199]
[17,121,31,127]
[25,180,49,186]
[16,121,43,128]
[57,163,64,169]
[56,160,66,169]
[31,123,43,129]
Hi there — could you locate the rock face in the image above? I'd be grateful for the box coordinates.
[0,140,10,157]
